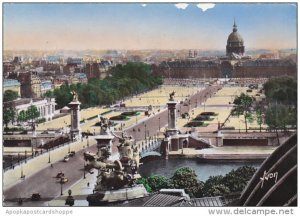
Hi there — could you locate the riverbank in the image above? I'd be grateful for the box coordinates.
[168,146,277,161]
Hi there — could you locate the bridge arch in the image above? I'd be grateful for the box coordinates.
[140,151,162,162]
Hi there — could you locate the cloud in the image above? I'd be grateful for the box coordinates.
[196,3,215,12]
[175,3,189,10]
[141,4,147,7]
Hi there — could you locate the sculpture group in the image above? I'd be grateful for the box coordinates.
[84,117,141,192]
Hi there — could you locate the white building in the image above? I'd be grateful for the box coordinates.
[5,98,56,121]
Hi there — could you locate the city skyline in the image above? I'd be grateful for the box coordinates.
[3,3,297,51]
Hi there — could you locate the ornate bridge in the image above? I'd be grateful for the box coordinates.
[138,138,162,159]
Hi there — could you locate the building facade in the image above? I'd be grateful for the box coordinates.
[153,21,297,79]
[4,98,56,121]
[7,71,42,98]
[40,80,53,96]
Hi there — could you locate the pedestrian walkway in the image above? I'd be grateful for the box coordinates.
[48,171,96,206]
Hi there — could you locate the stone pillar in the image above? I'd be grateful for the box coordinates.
[167,101,177,129]
[95,133,114,159]
[68,99,81,141]
[162,138,170,160]
[166,100,178,136]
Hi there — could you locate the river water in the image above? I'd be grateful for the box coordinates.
[139,158,262,181]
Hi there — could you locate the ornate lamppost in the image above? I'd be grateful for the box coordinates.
[65,189,75,206]
[60,177,66,196]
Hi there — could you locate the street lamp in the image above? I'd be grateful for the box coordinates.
[48,149,51,163]
[65,189,75,206]
[68,142,70,153]
[144,123,147,140]
[31,138,34,157]
[25,150,27,163]
[158,117,161,132]
[60,177,64,195]
[179,105,182,116]
[20,162,25,179]
[83,162,86,179]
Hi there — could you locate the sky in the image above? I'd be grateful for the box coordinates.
[3,3,297,50]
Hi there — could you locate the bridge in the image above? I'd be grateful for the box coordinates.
[137,138,162,159]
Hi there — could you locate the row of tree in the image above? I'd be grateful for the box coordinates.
[232,76,297,132]
[264,76,297,131]
[3,105,40,130]
[3,90,19,102]
[137,166,256,198]
[45,62,163,109]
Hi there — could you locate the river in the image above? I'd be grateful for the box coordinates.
[139,158,262,181]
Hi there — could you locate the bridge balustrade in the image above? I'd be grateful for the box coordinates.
[140,139,162,156]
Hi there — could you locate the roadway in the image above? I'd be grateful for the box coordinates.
[4,144,97,202]
[124,85,221,141]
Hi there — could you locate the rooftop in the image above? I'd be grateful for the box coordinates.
[3,79,21,87]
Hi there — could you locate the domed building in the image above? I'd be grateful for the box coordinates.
[226,21,245,57]
[153,19,296,79]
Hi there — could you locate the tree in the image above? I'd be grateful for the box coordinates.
[147,175,172,192]
[26,105,40,130]
[53,85,73,109]
[17,110,27,122]
[4,90,18,102]
[232,93,253,132]
[171,167,204,198]
[44,90,54,98]
[287,107,297,129]
[136,178,152,193]
[255,106,263,132]
[266,104,291,131]
[266,104,291,144]
[49,62,162,109]
[204,184,230,197]
[202,175,230,197]
[263,76,297,106]
[3,107,16,129]
[222,166,256,193]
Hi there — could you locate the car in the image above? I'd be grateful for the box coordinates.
[63,156,70,162]
[60,177,68,183]
[56,172,65,178]
[31,193,41,201]
[68,151,75,157]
